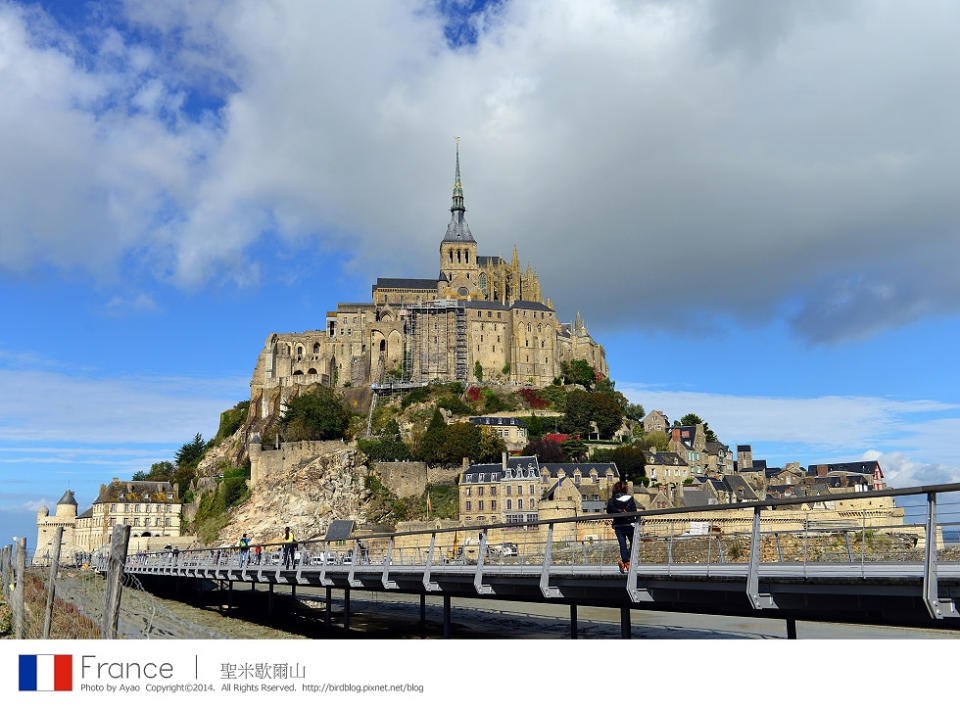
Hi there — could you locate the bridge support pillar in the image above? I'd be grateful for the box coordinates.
[443,595,451,639]
[325,587,332,627]
[268,583,274,617]
[344,589,351,631]
[786,618,797,639]
[620,608,631,639]
[570,605,578,639]
[228,580,233,608]
[251,582,256,592]
[292,582,297,601]
[420,594,426,627]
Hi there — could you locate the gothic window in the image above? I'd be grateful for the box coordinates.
[478,272,488,296]
[458,287,469,297]
[449,250,454,263]
[457,249,461,263]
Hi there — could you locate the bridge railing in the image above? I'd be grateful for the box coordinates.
[104,482,960,618]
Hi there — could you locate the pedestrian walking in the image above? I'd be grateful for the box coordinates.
[254,544,262,565]
[606,481,638,573]
[238,532,251,567]
[281,526,296,569]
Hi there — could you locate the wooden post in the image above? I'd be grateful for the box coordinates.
[325,587,332,627]
[100,525,131,639]
[620,607,632,639]
[570,604,578,639]
[13,538,27,639]
[0,545,10,603]
[42,526,64,639]
[343,588,351,630]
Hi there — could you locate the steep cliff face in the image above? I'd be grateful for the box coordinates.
[216,445,372,546]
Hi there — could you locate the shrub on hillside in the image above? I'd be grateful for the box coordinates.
[281,387,350,441]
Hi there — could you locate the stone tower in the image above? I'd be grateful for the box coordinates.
[33,489,79,565]
[439,140,481,300]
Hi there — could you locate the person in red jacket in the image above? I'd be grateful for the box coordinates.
[606,481,638,573]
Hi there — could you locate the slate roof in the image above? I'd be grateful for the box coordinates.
[461,456,541,484]
[476,256,504,267]
[540,462,620,479]
[465,300,509,311]
[77,507,93,519]
[648,452,686,466]
[511,300,553,312]
[469,416,527,429]
[57,489,78,506]
[807,461,882,478]
[681,488,716,507]
[93,480,179,505]
[737,445,752,452]
[719,475,758,500]
[374,278,438,290]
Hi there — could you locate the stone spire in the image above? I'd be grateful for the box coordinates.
[575,311,585,335]
[443,138,474,243]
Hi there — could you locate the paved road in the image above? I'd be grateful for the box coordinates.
[282,585,960,639]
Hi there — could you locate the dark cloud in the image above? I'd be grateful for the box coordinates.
[3,0,960,344]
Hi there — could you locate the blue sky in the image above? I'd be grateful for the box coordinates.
[2,0,960,550]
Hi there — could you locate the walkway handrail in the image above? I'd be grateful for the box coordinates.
[125,481,960,557]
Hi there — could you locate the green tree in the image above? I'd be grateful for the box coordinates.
[560,359,596,388]
[641,431,669,452]
[417,408,448,465]
[132,470,148,481]
[677,413,717,442]
[176,433,206,468]
[281,387,350,441]
[474,361,484,381]
[476,427,507,463]
[561,390,594,436]
[522,438,565,463]
[382,418,401,440]
[624,403,646,422]
[594,445,646,482]
[560,437,588,463]
[590,391,624,439]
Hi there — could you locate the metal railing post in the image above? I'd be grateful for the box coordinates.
[746,505,776,610]
[923,492,958,619]
[422,532,439,592]
[382,536,398,590]
[474,529,492,595]
[539,524,560,598]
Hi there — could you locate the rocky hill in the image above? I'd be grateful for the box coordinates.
[215,444,372,546]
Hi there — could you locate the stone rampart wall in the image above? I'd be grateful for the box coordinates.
[249,439,356,488]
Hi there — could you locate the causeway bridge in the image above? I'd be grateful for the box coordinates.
[100,483,960,638]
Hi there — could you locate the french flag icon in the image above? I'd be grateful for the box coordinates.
[19,654,73,691]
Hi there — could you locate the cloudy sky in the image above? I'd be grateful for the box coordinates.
[2,0,960,546]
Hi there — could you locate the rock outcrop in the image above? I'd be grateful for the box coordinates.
[216,445,371,546]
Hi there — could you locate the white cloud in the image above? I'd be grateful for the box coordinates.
[863,449,960,489]
[104,292,161,316]
[3,1,960,341]
[621,383,960,470]
[0,368,246,443]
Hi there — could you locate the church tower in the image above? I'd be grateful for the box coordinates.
[439,140,481,300]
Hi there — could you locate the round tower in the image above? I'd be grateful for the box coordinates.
[56,489,78,519]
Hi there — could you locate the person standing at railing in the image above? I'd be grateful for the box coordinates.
[237,532,251,567]
[607,481,639,573]
[281,527,296,569]
[254,543,262,565]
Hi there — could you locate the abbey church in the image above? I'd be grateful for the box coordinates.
[250,147,607,416]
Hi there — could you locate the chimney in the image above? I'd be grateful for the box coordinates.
[502,451,508,469]
[671,429,681,442]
